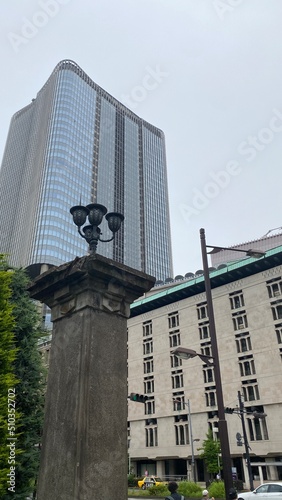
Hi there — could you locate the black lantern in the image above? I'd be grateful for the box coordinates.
[70,203,124,254]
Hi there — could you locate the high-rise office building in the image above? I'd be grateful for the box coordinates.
[0,60,173,280]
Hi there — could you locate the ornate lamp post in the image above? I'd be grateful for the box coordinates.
[70,203,124,254]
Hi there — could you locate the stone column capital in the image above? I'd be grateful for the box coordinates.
[28,254,155,320]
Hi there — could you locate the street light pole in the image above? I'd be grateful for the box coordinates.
[173,397,199,482]
[200,228,233,499]
[187,399,196,482]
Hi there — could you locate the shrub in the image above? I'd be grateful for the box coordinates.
[128,473,138,487]
[178,480,203,498]
[209,480,225,499]
[148,483,169,496]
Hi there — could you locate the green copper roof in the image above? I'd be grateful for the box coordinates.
[130,245,282,317]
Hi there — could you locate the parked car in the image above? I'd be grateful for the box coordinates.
[137,476,165,489]
[238,481,282,500]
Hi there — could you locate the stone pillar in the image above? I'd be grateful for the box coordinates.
[156,460,166,479]
[266,460,278,480]
[242,459,250,490]
[28,254,155,500]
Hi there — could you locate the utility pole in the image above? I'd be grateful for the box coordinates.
[200,229,234,499]
[173,398,198,482]
[238,391,254,491]
[187,399,196,482]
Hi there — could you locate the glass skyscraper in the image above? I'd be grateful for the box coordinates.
[0,60,173,280]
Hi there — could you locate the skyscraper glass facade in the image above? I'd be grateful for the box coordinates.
[0,60,173,280]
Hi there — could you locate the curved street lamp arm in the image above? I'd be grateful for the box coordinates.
[78,227,86,239]
[99,236,115,243]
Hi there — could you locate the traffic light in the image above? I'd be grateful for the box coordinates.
[129,393,148,403]
[224,407,235,414]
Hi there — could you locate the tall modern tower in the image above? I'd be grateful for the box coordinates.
[0,60,173,280]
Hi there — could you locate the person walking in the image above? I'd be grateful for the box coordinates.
[229,488,238,499]
[202,488,214,500]
[165,481,185,500]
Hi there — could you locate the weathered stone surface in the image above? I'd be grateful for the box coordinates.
[28,254,155,500]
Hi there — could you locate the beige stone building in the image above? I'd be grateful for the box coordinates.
[127,246,282,488]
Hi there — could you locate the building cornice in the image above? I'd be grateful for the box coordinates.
[130,245,282,317]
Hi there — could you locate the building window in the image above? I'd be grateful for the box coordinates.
[242,380,260,402]
[208,420,219,440]
[260,417,269,440]
[144,357,154,374]
[146,425,158,447]
[143,339,153,355]
[232,312,248,330]
[197,303,208,320]
[267,277,282,298]
[203,367,214,384]
[271,301,282,321]
[168,311,179,329]
[201,344,212,358]
[229,291,245,309]
[205,388,217,407]
[247,415,268,441]
[144,376,154,394]
[143,320,152,337]
[175,422,189,445]
[199,322,210,340]
[172,392,185,411]
[169,330,181,348]
[145,398,155,416]
[171,370,183,389]
[238,356,256,377]
[236,333,252,353]
[275,324,282,344]
[171,354,182,368]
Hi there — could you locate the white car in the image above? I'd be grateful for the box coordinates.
[238,482,282,500]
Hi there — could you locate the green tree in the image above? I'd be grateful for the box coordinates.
[0,256,17,498]
[9,267,46,499]
[2,266,47,499]
[198,428,222,477]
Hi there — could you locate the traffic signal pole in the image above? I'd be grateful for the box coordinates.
[238,391,254,491]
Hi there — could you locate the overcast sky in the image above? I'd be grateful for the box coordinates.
[1,0,282,276]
